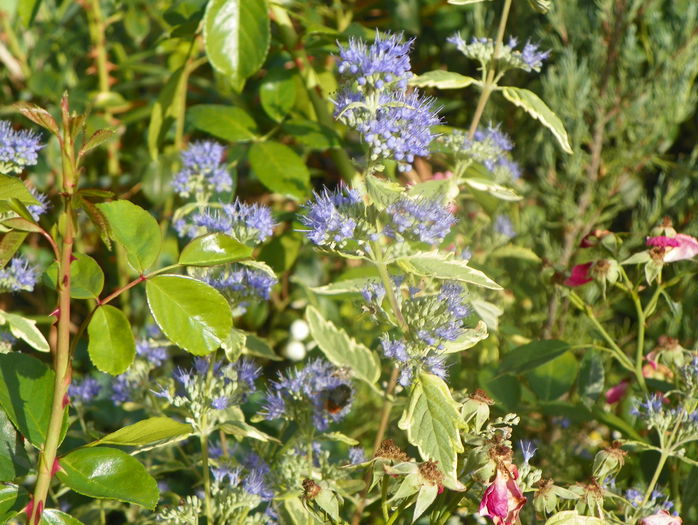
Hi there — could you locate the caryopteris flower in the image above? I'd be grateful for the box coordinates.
[0,256,39,293]
[0,121,42,174]
[384,195,456,245]
[172,141,233,200]
[27,188,49,221]
[449,33,550,73]
[299,186,365,248]
[262,358,354,431]
[199,264,277,315]
[174,198,274,244]
[68,377,102,404]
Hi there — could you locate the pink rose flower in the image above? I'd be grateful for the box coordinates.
[564,262,593,287]
[479,468,526,525]
[639,510,682,525]
[663,234,698,263]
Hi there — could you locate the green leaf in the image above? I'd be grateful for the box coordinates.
[283,497,324,525]
[477,366,521,411]
[0,484,28,523]
[413,484,439,522]
[398,252,502,290]
[544,511,604,525]
[43,253,105,300]
[365,174,403,210]
[2,216,43,233]
[0,231,28,268]
[87,305,136,376]
[258,232,302,273]
[410,70,477,89]
[313,484,340,522]
[79,128,117,158]
[0,311,49,352]
[0,353,55,447]
[311,277,376,296]
[283,119,339,151]
[578,349,605,405]
[260,68,297,122]
[222,328,246,362]
[89,417,192,447]
[57,447,159,509]
[500,87,573,154]
[0,407,29,481]
[525,352,578,401]
[146,275,232,356]
[306,306,380,387]
[40,509,86,525]
[147,66,185,159]
[13,102,59,135]
[179,233,252,266]
[490,244,542,263]
[248,141,310,199]
[0,174,39,205]
[497,340,570,375]
[322,432,359,446]
[244,334,282,361]
[203,0,270,91]
[17,0,41,25]
[462,178,522,201]
[441,321,488,353]
[398,372,464,479]
[188,104,258,143]
[407,178,459,202]
[96,201,161,273]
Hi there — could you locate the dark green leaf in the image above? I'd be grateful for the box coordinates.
[179,233,252,266]
[57,447,159,509]
[258,233,302,273]
[497,340,571,375]
[146,275,232,356]
[96,201,161,273]
[248,141,310,199]
[0,353,54,447]
[88,417,192,447]
[40,509,86,525]
[43,253,105,300]
[477,366,521,411]
[203,0,270,91]
[0,407,29,481]
[578,349,605,405]
[260,68,297,121]
[188,104,258,143]
[0,484,28,523]
[87,305,136,376]
[283,119,339,151]
[0,231,28,268]
[147,66,185,159]
[525,352,578,401]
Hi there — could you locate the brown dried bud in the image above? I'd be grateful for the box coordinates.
[470,389,495,405]
[302,478,321,500]
[418,460,444,487]
[374,439,410,462]
[489,445,513,464]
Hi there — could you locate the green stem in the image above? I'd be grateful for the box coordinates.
[200,428,213,524]
[467,0,513,138]
[28,113,77,525]
[640,451,668,508]
[381,475,390,521]
[385,500,408,525]
[269,5,357,186]
[619,269,648,393]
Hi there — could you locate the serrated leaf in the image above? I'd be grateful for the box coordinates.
[500,87,572,154]
[0,353,55,447]
[243,333,282,361]
[203,0,270,91]
[306,305,380,386]
[462,178,522,201]
[441,321,488,353]
[398,252,502,290]
[76,196,112,249]
[2,217,43,233]
[96,200,161,273]
[410,70,477,89]
[0,311,49,352]
[0,174,39,205]
[57,447,159,509]
[87,305,136,375]
[0,484,28,523]
[187,104,258,142]
[222,328,246,362]
[0,231,28,268]
[311,277,376,296]
[0,407,29,481]
[497,340,570,375]
[146,275,232,356]
[398,373,464,478]
[13,102,58,135]
[88,417,192,447]
[413,484,439,522]
[79,128,117,158]
[365,174,403,210]
[248,141,310,199]
[179,233,252,266]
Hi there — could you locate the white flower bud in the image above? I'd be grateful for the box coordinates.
[283,341,306,361]
[290,319,310,341]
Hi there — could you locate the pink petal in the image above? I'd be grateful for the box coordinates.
[605,380,629,404]
[564,262,593,287]
[664,234,698,262]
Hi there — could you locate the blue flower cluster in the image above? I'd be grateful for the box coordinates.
[448,33,550,73]
[494,214,516,239]
[448,124,521,181]
[172,141,233,200]
[337,32,413,90]
[630,393,665,419]
[384,196,456,245]
[263,358,354,431]
[0,328,16,352]
[68,377,102,404]
[0,121,42,174]
[300,186,363,248]
[334,33,441,171]
[0,256,39,293]
[174,198,274,244]
[200,264,277,315]
[241,453,274,501]
[375,282,471,386]
[28,188,49,221]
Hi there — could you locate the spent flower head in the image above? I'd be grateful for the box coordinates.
[0,121,42,174]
